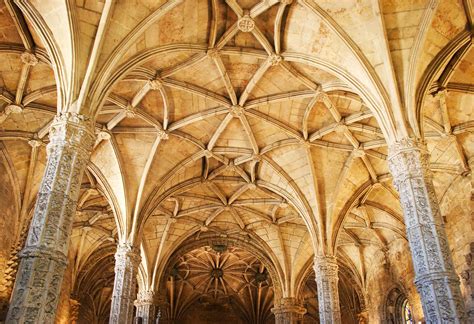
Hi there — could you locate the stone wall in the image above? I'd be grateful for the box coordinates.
[440,176,474,318]
[365,244,423,323]
[386,239,423,320]
[0,157,19,320]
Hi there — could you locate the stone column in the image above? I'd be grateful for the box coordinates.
[314,255,341,324]
[135,290,157,324]
[69,298,81,323]
[388,139,466,323]
[271,297,306,324]
[6,113,95,323]
[109,243,141,323]
[356,309,368,324]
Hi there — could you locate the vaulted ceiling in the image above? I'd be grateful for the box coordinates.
[0,0,472,323]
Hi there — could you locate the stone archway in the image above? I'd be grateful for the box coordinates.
[156,233,284,324]
[383,287,413,324]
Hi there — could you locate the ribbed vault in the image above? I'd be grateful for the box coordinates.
[0,0,472,323]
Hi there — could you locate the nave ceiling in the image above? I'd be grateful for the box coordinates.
[0,0,472,323]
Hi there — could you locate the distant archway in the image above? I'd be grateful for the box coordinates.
[156,233,284,324]
[384,287,414,324]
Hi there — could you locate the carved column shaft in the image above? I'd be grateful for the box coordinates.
[110,243,141,324]
[6,113,95,323]
[69,298,81,323]
[356,309,368,324]
[388,139,466,323]
[135,291,157,324]
[314,255,341,324]
[271,298,306,324]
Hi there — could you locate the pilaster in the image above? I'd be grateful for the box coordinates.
[388,139,466,323]
[271,297,306,324]
[109,243,141,324]
[314,255,341,324]
[6,113,95,323]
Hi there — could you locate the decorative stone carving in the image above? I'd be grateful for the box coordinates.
[148,79,162,90]
[28,138,42,148]
[388,139,467,323]
[156,129,168,140]
[352,148,365,158]
[4,104,23,114]
[207,48,219,58]
[20,51,38,66]
[94,129,111,147]
[0,104,23,124]
[251,154,261,162]
[314,255,341,324]
[0,216,31,320]
[69,298,81,324]
[334,122,347,134]
[357,309,369,324]
[97,130,111,141]
[269,54,282,66]
[125,104,136,118]
[6,112,95,323]
[230,104,244,118]
[237,16,255,32]
[135,290,157,324]
[299,137,311,148]
[271,297,306,324]
[110,243,141,324]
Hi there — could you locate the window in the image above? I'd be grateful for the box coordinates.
[402,299,413,324]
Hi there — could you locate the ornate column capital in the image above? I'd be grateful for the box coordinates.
[47,112,95,156]
[387,139,430,188]
[271,297,306,324]
[115,242,141,266]
[135,290,155,306]
[313,255,338,275]
[134,290,159,324]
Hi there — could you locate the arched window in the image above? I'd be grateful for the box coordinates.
[402,299,413,324]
